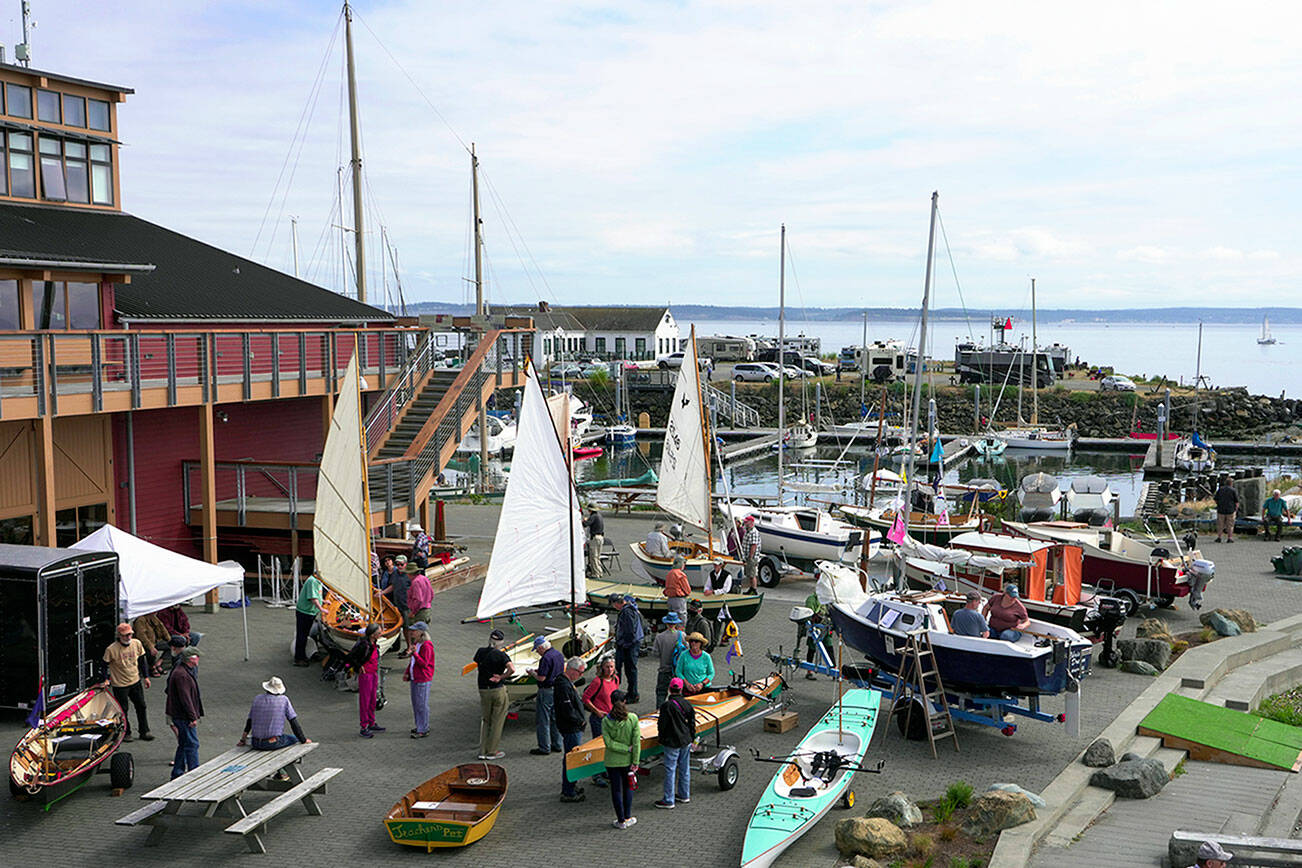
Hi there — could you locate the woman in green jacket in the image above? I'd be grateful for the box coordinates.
[602,690,641,829]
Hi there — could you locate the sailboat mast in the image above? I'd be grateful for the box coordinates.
[859,310,868,410]
[471,144,488,491]
[1193,322,1203,433]
[777,225,787,503]
[690,326,715,559]
[903,192,939,527]
[1031,278,1038,426]
[343,2,367,303]
[353,345,376,619]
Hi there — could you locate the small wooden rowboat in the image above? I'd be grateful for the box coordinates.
[565,674,784,781]
[462,615,611,705]
[9,686,133,805]
[320,584,404,654]
[741,689,881,868]
[384,763,507,851]
[585,579,764,623]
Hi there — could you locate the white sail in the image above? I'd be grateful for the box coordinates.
[477,364,584,619]
[656,328,710,529]
[312,352,372,610]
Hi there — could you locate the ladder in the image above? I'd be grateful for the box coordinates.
[884,628,959,758]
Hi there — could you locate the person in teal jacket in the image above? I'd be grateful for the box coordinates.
[602,691,641,829]
[674,632,715,695]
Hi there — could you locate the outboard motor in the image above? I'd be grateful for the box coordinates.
[1092,596,1127,667]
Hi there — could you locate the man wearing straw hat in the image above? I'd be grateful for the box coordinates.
[238,676,310,751]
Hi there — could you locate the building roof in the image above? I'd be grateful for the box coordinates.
[495,304,670,332]
[0,203,394,322]
[0,61,134,95]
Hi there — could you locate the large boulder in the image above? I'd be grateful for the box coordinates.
[1090,758,1169,798]
[1200,608,1256,633]
[1135,618,1176,643]
[850,858,885,868]
[1206,612,1241,637]
[1081,738,1116,768]
[1120,660,1160,676]
[1117,638,1172,671]
[961,791,1036,837]
[986,782,1046,809]
[834,818,907,859]
[865,791,922,828]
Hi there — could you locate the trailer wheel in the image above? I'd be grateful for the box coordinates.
[895,699,929,741]
[110,752,134,790]
[718,756,740,790]
[8,776,23,798]
[1115,589,1140,617]
[758,559,781,589]
[1157,594,1175,609]
[840,790,856,809]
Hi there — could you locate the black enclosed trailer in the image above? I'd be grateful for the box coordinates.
[0,544,120,711]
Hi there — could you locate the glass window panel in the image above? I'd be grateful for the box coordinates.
[61,94,86,127]
[89,143,109,161]
[34,281,65,329]
[9,151,34,198]
[66,282,100,329]
[77,503,107,539]
[0,280,18,330]
[88,99,110,131]
[37,89,60,123]
[38,136,60,155]
[65,156,89,203]
[0,515,33,545]
[9,131,31,150]
[0,140,6,195]
[65,140,85,159]
[5,83,31,118]
[91,162,112,205]
[40,155,67,200]
[54,507,77,548]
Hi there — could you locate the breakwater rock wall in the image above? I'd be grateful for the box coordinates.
[577,380,1302,438]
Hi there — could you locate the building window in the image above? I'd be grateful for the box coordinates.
[34,281,101,330]
[635,337,647,356]
[0,134,6,195]
[55,503,106,547]
[595,337,606,354]
[89,143,112,205]
[0,280,18,330]
[88,99,110,131]
[38,137,66,201]
[5,83,31,119]
[543,337,552,356]
[37,89,60,123]
[615,337,626,357]
[64,140,89,203]
[61,94,86,128]
[7,132,35,198]
[0,515,34,545]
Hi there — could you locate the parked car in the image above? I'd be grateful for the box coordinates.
[657,352,714,370]
[579,362,609,378]
[551,362,584,378]
[733,362,776,383]
[1100,375,1136,392]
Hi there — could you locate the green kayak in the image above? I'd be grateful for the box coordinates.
[741,688,881,868]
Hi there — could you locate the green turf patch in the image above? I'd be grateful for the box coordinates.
[1141,693,1302,770]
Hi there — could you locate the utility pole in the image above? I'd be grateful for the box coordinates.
[472,144,488,489]
[343,3,367,303]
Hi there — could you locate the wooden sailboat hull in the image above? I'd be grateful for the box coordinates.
[628,540,743,588]
[584,579,764,623]
[9,686,127,803]
[838,505,980,545]
[320,584,404,654]
[564,675,783,781]
[384,763,507,850]
[741,689,880,868]
[463,616,612,704]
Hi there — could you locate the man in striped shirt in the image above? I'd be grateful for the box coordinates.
[742,516,761,595]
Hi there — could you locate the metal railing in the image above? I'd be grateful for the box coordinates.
[705,382,761,428]
[363,330,437,455]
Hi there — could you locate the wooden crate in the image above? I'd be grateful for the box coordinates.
[763,710,799,733]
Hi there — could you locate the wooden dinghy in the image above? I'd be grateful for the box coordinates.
[585,578,764,623]
[462,615,612,705]
[9,686,133,804]
[384,763,507,851]
[320,584,404,654]
[564,674,784,782]
[741,688,881,868]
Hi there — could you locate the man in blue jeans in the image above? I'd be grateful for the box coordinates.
[527,636,565,754]
[654,677,696,809]
[236,676,311,750]
[164,647,204,778]
[612,594,644,704]
[555,657,589,803]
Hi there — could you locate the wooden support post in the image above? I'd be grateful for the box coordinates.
[199,404,219,612]
[35,416,57,546]
[321,394,335,443]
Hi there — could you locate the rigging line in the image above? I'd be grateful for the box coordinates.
[935,208,975,343]
[249,10,344,261]
[482,175,546,303]
[481,169,556,301]
[351,9,471,155]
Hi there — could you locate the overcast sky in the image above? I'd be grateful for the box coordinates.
[11,1,1301,311]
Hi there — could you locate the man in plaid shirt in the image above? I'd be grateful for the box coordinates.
[741,515,761,595]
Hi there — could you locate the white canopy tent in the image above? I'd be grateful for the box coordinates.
[71,524,250,660]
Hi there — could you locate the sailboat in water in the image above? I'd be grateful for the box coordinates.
[629,327,742,587]
[1259,315,1277,345]
[314,351,404,653]
[469,362,609,698]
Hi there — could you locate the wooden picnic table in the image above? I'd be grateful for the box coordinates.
[116,742,340,854]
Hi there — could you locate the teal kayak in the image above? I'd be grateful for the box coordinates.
[741,688,881,868]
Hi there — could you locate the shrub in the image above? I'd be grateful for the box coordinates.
[944,780,974,809]
[932,800,955,824]
[910,832,935,857]
[937,825,957,842]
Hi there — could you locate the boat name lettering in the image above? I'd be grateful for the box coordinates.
[389,821,468,842]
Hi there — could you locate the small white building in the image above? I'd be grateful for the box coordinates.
[494,303,679,364]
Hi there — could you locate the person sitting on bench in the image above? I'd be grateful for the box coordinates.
[237,677,310,750]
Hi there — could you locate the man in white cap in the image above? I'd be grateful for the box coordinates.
[1262,488,1290,542]
[742,515,762,595]
[1188,840,1232,868]
[237,676,310,750]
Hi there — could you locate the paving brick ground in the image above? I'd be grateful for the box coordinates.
[0,506,1289,866]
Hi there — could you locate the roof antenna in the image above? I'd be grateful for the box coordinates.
[15,0,35,67]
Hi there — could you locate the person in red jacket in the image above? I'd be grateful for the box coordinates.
[403,621,435,738]
[663,556,691,622]
[157,604,203,647]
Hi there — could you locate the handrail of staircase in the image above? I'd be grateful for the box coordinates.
[364,329,436,455]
